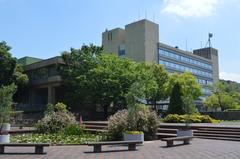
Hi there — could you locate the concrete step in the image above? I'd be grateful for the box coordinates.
[194,132,240,138]
[157,128,178,133]
[84,125,108,129]
[196,130,240,135]
[197,128,240,132]
[82,121,108,126]
[84,128,107,133]
[196,136,240,142]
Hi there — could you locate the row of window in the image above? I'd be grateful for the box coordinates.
[198,78,213,85]
[159,49,212,70]
[159,60,213,78]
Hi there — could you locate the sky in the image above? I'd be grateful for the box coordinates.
[1,0,240,82]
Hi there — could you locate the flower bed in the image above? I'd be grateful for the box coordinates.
[11,133,104,145]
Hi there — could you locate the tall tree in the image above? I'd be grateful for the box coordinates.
[0,41,28,87]
[167,83,185,115]
[204,81,238,111]
[59,45,139,118]
[145,64,169,109]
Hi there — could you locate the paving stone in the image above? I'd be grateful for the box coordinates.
[0,139,240,159]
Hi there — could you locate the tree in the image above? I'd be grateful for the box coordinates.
[59,45,139,118]
[166,72,201,115]
[205,81,237,111]
[167,72,201,100]
[145,64,169,109]
[0,41,28,87]
[167,83,185,115]
[0,84,16,131]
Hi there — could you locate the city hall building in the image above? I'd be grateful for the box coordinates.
[102,19,219,109]
[17,19,219,111]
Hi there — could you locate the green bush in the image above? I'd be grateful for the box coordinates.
[64,124,84,136]
[163,114,219,123]
[36,111,76,134]
[124,131,143,134]
[108,108,159,140]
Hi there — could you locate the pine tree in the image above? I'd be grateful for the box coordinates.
[167,83,185,115]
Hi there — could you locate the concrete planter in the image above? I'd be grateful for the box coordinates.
[1,123,10,131]
[177,129,193,137]
[0,134,10,143]
[0,123,11,143]
[123,133,144,142]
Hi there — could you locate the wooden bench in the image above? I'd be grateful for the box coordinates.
[88,140,143,152]
[161,136,193,147]
[0,143,50,154]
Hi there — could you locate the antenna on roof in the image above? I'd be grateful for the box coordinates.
[185,37,188,51]
[145,10,147,19]
[153,12,155,22]
[138,9,140,20]
[205,33,213,48]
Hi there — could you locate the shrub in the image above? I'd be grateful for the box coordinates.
[108,109,128,140]
[108,108,159,140]
[64,124,84,136]
[163,114,219,123]
[124,131,143,134]
[36,109,76,134]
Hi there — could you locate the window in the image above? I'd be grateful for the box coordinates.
[159,49,213,70]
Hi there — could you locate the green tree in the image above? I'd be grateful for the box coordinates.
[145,64,169,109]
[0,84,17,130]
[59,45,138,118]
[166,72,201,115]
[167,72,201,100]
[167,83,185,115]
[205,81,237,111]
[0,41,28,87]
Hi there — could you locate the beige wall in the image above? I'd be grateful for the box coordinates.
[102,28,125,56]
[125,19,159,63]
[193,48,219,82]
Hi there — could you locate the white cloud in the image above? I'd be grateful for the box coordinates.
[220,72,240,83]
[162,0,219,18]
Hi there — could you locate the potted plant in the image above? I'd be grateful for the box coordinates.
[0,84,16,143]
[123,131,144,141]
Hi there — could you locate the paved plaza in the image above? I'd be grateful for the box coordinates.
[0,139,240,159]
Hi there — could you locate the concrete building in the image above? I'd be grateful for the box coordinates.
[102,19,219,105]
[17,56,65,110]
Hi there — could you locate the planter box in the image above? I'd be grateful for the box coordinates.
[2,123,10,131]
[177,129,193,137]
[123,133,144,142]
[0,123,10,143]
[0,134,10,143]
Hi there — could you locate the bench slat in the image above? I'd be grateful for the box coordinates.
[88,140,142,146]
[0,143,50,146]
[161,136,193,141]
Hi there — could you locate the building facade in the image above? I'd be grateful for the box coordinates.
[102,19,219,105]
[17,56,65,110]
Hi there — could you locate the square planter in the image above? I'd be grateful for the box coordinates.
[123,133,144,142]
[0,123,11,143]
[0,134,10,143]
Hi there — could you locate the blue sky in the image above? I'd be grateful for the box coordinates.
[0,0,240,82]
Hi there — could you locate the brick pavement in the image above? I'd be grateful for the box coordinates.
[0,139,240,159]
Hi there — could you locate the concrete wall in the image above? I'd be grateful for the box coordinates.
[102,28,125,56]
[193,47,219,82]
[125,19,159,63]
[202,112,240,120]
